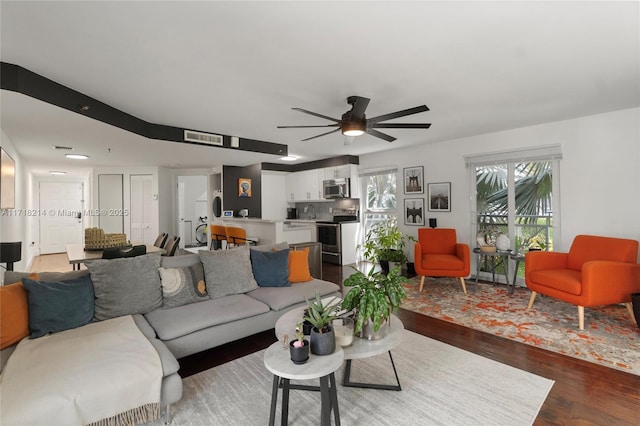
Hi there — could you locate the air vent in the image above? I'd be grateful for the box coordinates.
[52,145,74,151]
[184,130,223,146]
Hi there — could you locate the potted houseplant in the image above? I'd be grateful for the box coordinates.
[289,322,310,364]
[304,292,340,355]
[341,264,409,340]
[360,217,413,271]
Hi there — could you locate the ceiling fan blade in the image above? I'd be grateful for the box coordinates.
[368,105,430,124]
[348,96,370,119]
[371,123,432,129]
[277,124,340,129]
[365,128,396,142]
[344,136,355,145]
[301,128,341,142]
[292,108,340,123]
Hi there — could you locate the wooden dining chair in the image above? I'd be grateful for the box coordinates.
[163,236,181,256]
[153,232,168,249]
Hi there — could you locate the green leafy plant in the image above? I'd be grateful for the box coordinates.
[360,217,414,263]
[341,265,408,334]
[293,322,305,347]
[304,292,340,334]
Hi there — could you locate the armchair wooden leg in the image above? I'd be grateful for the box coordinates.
[419,275,425,292]
[459,277,467,295]
[625,302,636,326]
[578,306,585,330]
[527,291,537,309]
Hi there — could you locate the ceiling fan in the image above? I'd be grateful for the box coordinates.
[278,96,431,143]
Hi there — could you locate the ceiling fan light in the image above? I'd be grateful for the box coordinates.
[342,121,365,137]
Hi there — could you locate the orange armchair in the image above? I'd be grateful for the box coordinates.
[526,234,640,330]
[414,228,471,294]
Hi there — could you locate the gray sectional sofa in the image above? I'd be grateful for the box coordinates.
[1,242,340,424]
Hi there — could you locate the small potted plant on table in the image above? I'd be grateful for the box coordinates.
[304,292,340,355]
[289,322,310,364]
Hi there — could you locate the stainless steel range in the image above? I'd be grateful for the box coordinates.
[316,211,358,264]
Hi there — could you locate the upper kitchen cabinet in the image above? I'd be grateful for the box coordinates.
[324,165,352,180]
[285,169,324,202]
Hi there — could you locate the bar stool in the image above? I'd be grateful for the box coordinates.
[210,224,227,250]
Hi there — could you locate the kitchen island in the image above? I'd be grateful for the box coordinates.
[221,218,316,246]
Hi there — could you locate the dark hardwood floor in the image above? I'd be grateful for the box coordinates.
[177,262,640,425]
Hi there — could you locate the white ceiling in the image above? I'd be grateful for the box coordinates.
[1,1,638,177]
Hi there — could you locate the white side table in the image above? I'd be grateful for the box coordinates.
[264,342,344,426]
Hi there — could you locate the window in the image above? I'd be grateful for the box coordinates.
[360,168,398,246]
[466,146,562,283]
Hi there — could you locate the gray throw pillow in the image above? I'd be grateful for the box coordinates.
[22,275,95,338]
[88,254,163,321]
[199,247,258,298]
[159,262,208,308]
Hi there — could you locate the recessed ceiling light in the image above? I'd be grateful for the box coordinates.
[65,154,89,160]
[281,156,298,161]
[49,171,67,175]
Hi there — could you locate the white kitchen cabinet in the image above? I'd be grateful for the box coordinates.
[324,165,351,180]
[285,169,324,202]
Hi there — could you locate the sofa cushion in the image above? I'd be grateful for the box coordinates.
[289,248,313,283]
[88,254,163,321]
[4,269,89,284]
[250,248,290,287]
[251,241,290,252]
[144,294,270,341]
[247,279,340,311]
[22,275,95,338]
[159,263,208,308]
[199,247,258,298]
[0,274,38,349]
[160,253,200,268]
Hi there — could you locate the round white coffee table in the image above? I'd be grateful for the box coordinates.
[275,304,405,391]
[264,342,343,426]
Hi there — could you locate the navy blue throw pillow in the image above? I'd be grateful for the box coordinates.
[250,248,291,287]
[22,275,95,338]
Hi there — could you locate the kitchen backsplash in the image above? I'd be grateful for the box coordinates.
[293,198,360,220]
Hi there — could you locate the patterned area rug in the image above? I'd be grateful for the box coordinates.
[401,277,640,375]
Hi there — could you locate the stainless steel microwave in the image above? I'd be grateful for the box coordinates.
[323,178,350,199]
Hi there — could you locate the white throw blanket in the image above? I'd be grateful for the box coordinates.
[0,315,162,426]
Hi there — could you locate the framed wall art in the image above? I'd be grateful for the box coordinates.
[428,182,451,212]
[238,178,252,198]
[404,198,424,226]
[403,166,424,194]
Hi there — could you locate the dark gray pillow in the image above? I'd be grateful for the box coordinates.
[22,275,94,338]
[5,269,89,284]
[199,247,258,298]
[159,262,208,308]
[88,254,163,321]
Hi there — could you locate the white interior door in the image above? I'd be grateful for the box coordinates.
[39,181,83,254]
[98,174,124,233]
[130,174,155,244]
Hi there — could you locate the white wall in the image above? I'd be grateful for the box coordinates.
[359,107,640,259]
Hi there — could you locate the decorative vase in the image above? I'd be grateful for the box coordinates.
[357,319,388,341]
[333,317,354,347]
[310,326,336,355]
[496,234,510,251]
[289,340,310,364]
[632,293,640,329]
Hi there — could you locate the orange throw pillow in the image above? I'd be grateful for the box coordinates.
[0,273,39,349]
[289,248,313,283]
